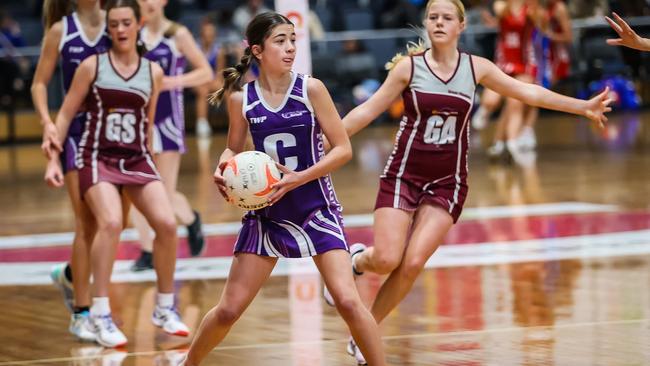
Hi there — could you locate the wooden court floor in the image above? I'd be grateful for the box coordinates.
[2,110,650,365]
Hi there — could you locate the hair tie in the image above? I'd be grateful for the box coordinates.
[242,38,249,48]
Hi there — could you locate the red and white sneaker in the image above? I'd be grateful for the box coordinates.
[346,337,367,365]
[90,313,127,348]
[152,305,190,337]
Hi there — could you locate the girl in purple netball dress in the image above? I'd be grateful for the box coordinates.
[183,12,386,366]
[323,0,611,363]
[32,0,110,341]
[129,0,213,271]
[45,0,189,348]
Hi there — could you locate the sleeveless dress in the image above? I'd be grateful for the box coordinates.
[77,52,159,196]
[376,51,476,223]
[233,72,349,258]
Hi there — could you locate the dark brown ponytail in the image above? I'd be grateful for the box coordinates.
[208,12,293,106]
[208,47,253,105]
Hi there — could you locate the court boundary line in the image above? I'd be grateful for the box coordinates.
[1,317,647,365]
[0,202,618,250]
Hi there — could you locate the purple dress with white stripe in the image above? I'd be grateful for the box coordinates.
[142,24,186,154]
[59,13,110,172]
[234,73,348,258]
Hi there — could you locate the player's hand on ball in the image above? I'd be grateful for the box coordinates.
[213,161,230,201]
[584,86,612,129]
[44,158,64,188]
[267,163,304,206]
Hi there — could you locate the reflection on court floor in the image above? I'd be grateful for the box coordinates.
[2,112,650,365]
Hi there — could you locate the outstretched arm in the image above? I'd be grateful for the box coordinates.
[606,12,650,51]
[473,55,611,127]
[342,56,410,137]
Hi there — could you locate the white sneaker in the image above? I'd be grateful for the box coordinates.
[195,119,212,138]
[152,305,190,337]
[90,313,128,348]
[70,311,96,341]
[486,141,505,158]
[471,106,489,130]
[323,243,367,307]
[50,263,74,313]
[346,337,367,365]
[71,346,127,366]
[154,350,188,366]
[518,126,537,150]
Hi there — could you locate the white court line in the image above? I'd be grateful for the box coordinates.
[1,228,649,286]
[0,317,646,365]
[0,202,618,250]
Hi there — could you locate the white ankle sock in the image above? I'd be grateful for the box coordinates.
[91,297,111,316]
[157,293,175,308]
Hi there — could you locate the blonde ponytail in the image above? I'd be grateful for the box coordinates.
[208,47,253,106]
[385,39,426,71]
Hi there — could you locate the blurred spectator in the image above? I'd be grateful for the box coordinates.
[336,39,377,87]
[608,0,650,17]
[233,0,271,34]
[195,16,226,137]
[567,0,608,18]
[0,8,30,104]
[309,9,325,40]
[335,39,379,112]
[377,0,422,28]
[0,8,25,51]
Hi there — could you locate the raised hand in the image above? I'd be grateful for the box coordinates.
[605,13,650,51]
[584,87,612,129]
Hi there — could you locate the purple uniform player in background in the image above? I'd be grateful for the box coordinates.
[59,12,110,171]
[130,0,213,271]
[32,0,110,342]
[142,24,186,153]
[182,12,387,366]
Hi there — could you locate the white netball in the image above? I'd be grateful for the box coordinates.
[222,151,282,210]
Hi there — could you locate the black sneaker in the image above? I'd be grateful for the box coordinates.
[131,250,154,271]
[187,210,205,257]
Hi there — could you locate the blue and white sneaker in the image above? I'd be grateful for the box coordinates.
[152,305,190,337]
[70,311,96,342]
[346,337,367,365]
[90,313,128,348]
[323,243,367,307]
[50,263,74,313]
